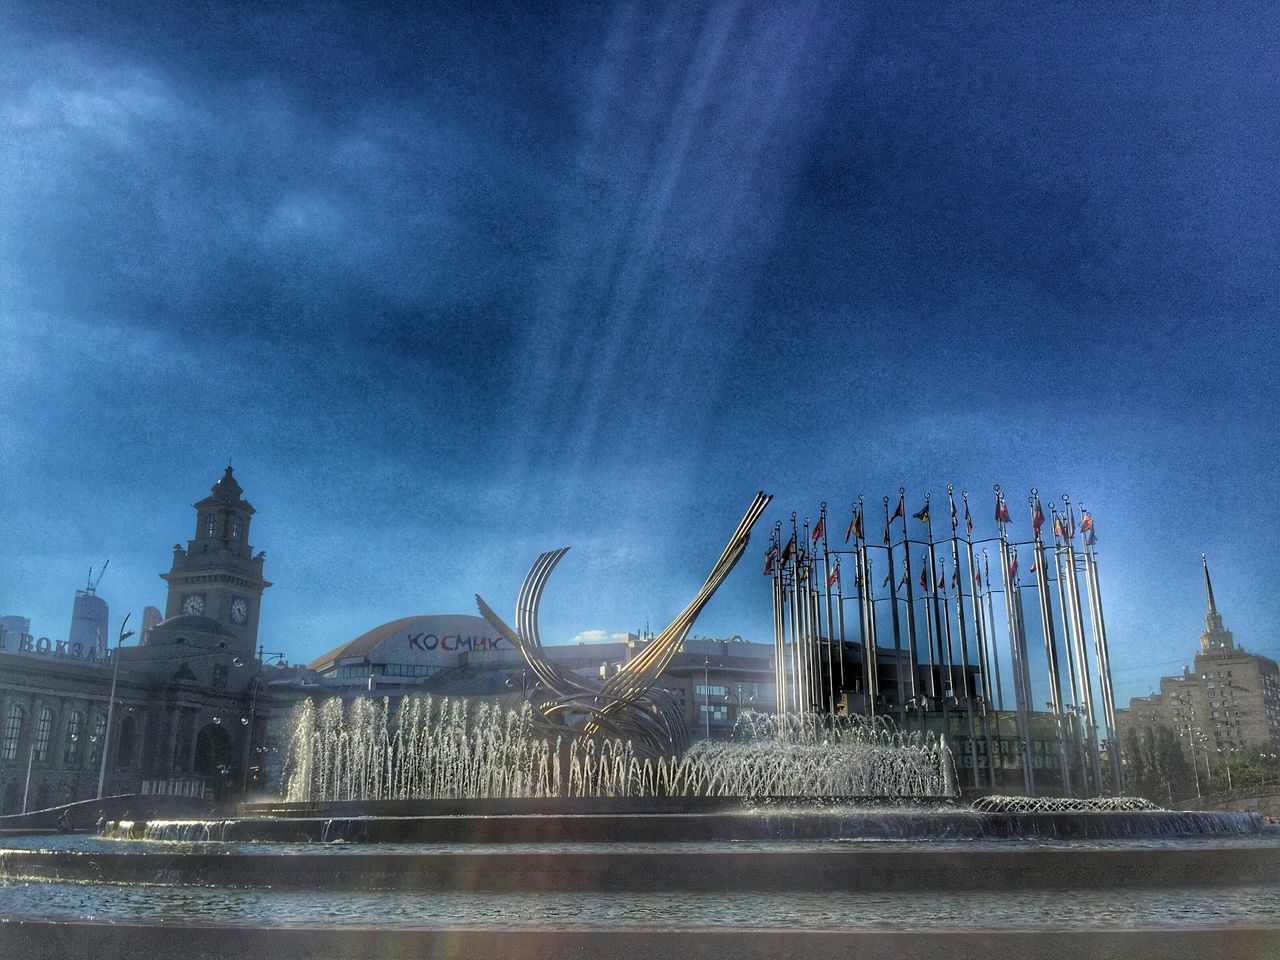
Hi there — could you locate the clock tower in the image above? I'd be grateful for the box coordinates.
[156,466,271,658]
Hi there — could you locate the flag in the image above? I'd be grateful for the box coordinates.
[881,570,891,588]
[912,501,930,525]
[976,568,983,589]
[995,494,1011,524]
[1009,553,1019,579]
[1082,510,1097,545]
[919,566,928,589]
[936,570,946,590]
[1029,558,1037,574]
[890,494,905,523]
[1066,508,1076,539]
[883,522,891,546]
[965,500,973,536]
[949,493,958,532]
[845,505,863,543]
[812,514,825,545]
[763,544,778,576]
[898,571,907,592]
[781,534,796,567]
[1053,514,1065,539]
[1032,500,1045,537]
[828,563,840,588]
[951,568,958,588]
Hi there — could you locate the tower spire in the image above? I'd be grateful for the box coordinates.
[1199,553,1233,653]
[1202,553,1218,616]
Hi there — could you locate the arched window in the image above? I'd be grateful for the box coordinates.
[1,705,23,761]
[116,714,137,769]
[64,711,84,764]
[34,707,55,762]
[87,713,107,766]
[204,514,218,538]
[231,516,243,541]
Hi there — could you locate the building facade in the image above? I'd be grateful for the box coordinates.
[1115,557,1280,778]
[0,467,271,813]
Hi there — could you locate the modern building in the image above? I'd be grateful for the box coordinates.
[0,616,30,653]
[1115,557,1280,775]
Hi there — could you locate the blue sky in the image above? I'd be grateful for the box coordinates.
[1,2,1276,702]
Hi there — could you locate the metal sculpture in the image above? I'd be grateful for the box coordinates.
[476,492,773,756]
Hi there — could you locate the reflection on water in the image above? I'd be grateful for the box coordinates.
[1,882,1278,929]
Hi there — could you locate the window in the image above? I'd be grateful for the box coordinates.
[698,703,730,727]
[204,514,218,537]
[88,713,107,765]
[231,517,243,541]
[63,711,83,764]
[695,684,729,699]
[33,708,54,762]
[1,705,23,761]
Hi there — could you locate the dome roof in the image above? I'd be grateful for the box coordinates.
[148,614,235,638]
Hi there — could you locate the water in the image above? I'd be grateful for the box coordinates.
[283,699,950,802]
[2,880,1277,930]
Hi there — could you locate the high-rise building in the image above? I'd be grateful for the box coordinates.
[140,606,162,644]
[68,582,109,660]
[1116,557,1280,771]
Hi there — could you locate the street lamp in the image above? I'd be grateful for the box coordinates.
[96,614,135,800]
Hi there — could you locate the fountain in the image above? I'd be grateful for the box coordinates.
[1,495,1277,958]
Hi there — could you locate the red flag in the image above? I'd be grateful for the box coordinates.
[1053,514,1065,539]
[919,565,928,589]
[811,514,825,545]
[780,534,796,568]
[1029,558,1037,574]
[965,501,973,536]
[1009,553,1019,578]
[1032,500,1045,537]
[763,544,778,576]
[951,569,958,588]
[995,494,1011,524]
[976,568,983,589]
[890,494,905,523]
[936,570,946,590]
[828,563,840,588]
[1082,510,1097,545]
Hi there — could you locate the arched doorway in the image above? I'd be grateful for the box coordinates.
[193,723,235,795]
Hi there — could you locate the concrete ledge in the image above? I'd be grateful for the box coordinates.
[3,846,1278,891]
[1,920,1277,960]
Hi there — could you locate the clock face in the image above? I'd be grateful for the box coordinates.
[182,594,205,616]
[230,598,248,625]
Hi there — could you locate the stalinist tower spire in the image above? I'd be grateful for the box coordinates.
[1200,554,1234,652]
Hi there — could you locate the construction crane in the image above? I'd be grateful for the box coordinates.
[86,559,109,595]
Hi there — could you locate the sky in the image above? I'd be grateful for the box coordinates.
[1,1,1277,704]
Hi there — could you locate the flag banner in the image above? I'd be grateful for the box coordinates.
[812,514,825,545]
[828,563,840,588]
[845,505,863,543]
[781,534,796,567]
[883,522,891,546]
[881,570,891,588]
[898,571,907,592]
[1009,553,1019,578]
[912,501,930,524]
[951,569,958,588]
[763,544,778,576]
[890,494,905,522]
[1032,500,1045,537]
[975,568,983,589]
[919,566,928,589]
[1053,515,1065,539]
[936,571,945,590]
[1066,508,1076,539]
[1082,509,1097,545]
[1029,558,1037,573]
[995,494,1011,524]
[965,501,973,536]
[949,494,958,532]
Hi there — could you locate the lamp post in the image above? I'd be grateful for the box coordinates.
[703,658,711,741]
[96,614,135,800]
[1178,724,1202,799]
[241,647,286,794]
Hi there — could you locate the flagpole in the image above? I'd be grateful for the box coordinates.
[770,523,786,716]
[1048,502,1089,793]
[1080,502,1123,793]
[835,556,850,717]
[788,514,802,716]
[967,496,998,788]
[997,485,1035,796]
[1031,491,1074,797]
[981,547,1006,787]
[1062,496,1104,792]
[883,495,908,730]
[819,503,838,717]
[955,487,995,789]
[898,489,925,733]
[854,496,875,720]
[922,495,951,731]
